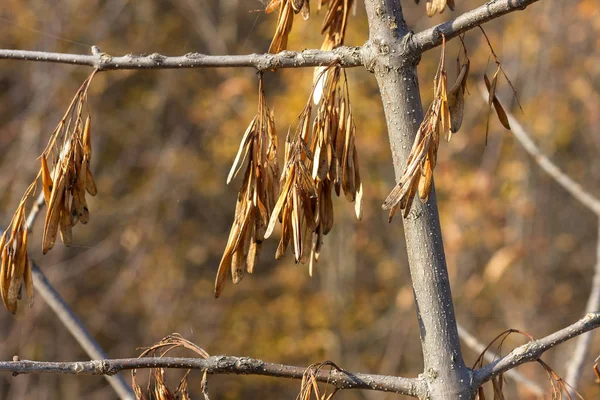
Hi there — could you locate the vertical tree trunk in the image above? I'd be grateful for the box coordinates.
[362,1,473,398]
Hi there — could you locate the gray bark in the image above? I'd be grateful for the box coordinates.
[362,1,473,398]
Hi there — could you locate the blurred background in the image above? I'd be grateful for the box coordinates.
[0,0,599,398]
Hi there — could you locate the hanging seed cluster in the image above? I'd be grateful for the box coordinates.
[319,0,353,50]
[313,0,353,104]
[41,102,97,255]
[382,37,469,220]
[216,64,361,297]
[0,71,97,314]
[215,76,279,298]
[132,334,209,400]
[0,202,34,314]
[266,0,354,54]
[266,0,310,54]
[265,64,362,275]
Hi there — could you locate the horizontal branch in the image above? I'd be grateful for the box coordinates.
[0,0,544,72]
[0,47,363,71]
[0,355,422,397]
[411,0,540,53]
[473,312,600,387]
[457,323,544,395]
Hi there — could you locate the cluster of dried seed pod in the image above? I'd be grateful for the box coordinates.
[383,37,469,220]
[0,202,34,314]
[216,64,361,296]
[319,0,353,50]
[265,64,362,274]
[313,0,353,104]
[132,334,209,400]
[41,112,97,254]
[266,0,310,54]
[215,75,280,298]
[0,71,97,314]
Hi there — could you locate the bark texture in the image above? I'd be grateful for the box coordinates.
[362,1,473,398]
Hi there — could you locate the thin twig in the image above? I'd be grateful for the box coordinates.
[411,0,541,53]
[0,47,363,71]
[29,264,134,400]
[479,88,600,393]
[478,89,600,216]
[0,356,421,397]
[565,221,600,395]
[16,194,135,399]
[473,312,600,386]
[457,323,545,396]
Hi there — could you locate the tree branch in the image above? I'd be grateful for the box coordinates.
[0,356,421,396]
[362,1,471,398]
[457,323,545,396]
[0,47,363,71]
[566,222,600,395]
[489,94,600,216]
[28,264,134,399]
[473,312,600,386]
[411,0,541,54]
[0,0,544,73]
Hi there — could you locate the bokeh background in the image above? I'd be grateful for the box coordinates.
[1,0,600,398]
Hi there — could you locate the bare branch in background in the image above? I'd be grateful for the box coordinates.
[5,194,135,399]
[479,88,600,394]
[566,223,600,395]
[478,90,600,216]
[473,313,600,386]
[0,356,421,397]
[457,323,545,396]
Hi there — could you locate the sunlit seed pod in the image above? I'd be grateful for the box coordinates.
[59,207,73,247]
[231,245,246,284]
[41,157,53,206]
[82,115,92,159]
[227,117,256,185]
[265,0,282,14]
[353,150,363,220]
[85,167,97,196]
[43,173,66,254]
[247,239,261,274]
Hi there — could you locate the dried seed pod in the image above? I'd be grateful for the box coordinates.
[448,58,468,134]
[41,157,53,206]
[43,171,66,254]
[85,168,97,196]
[484,71,511,132]
[82,115,92,159]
